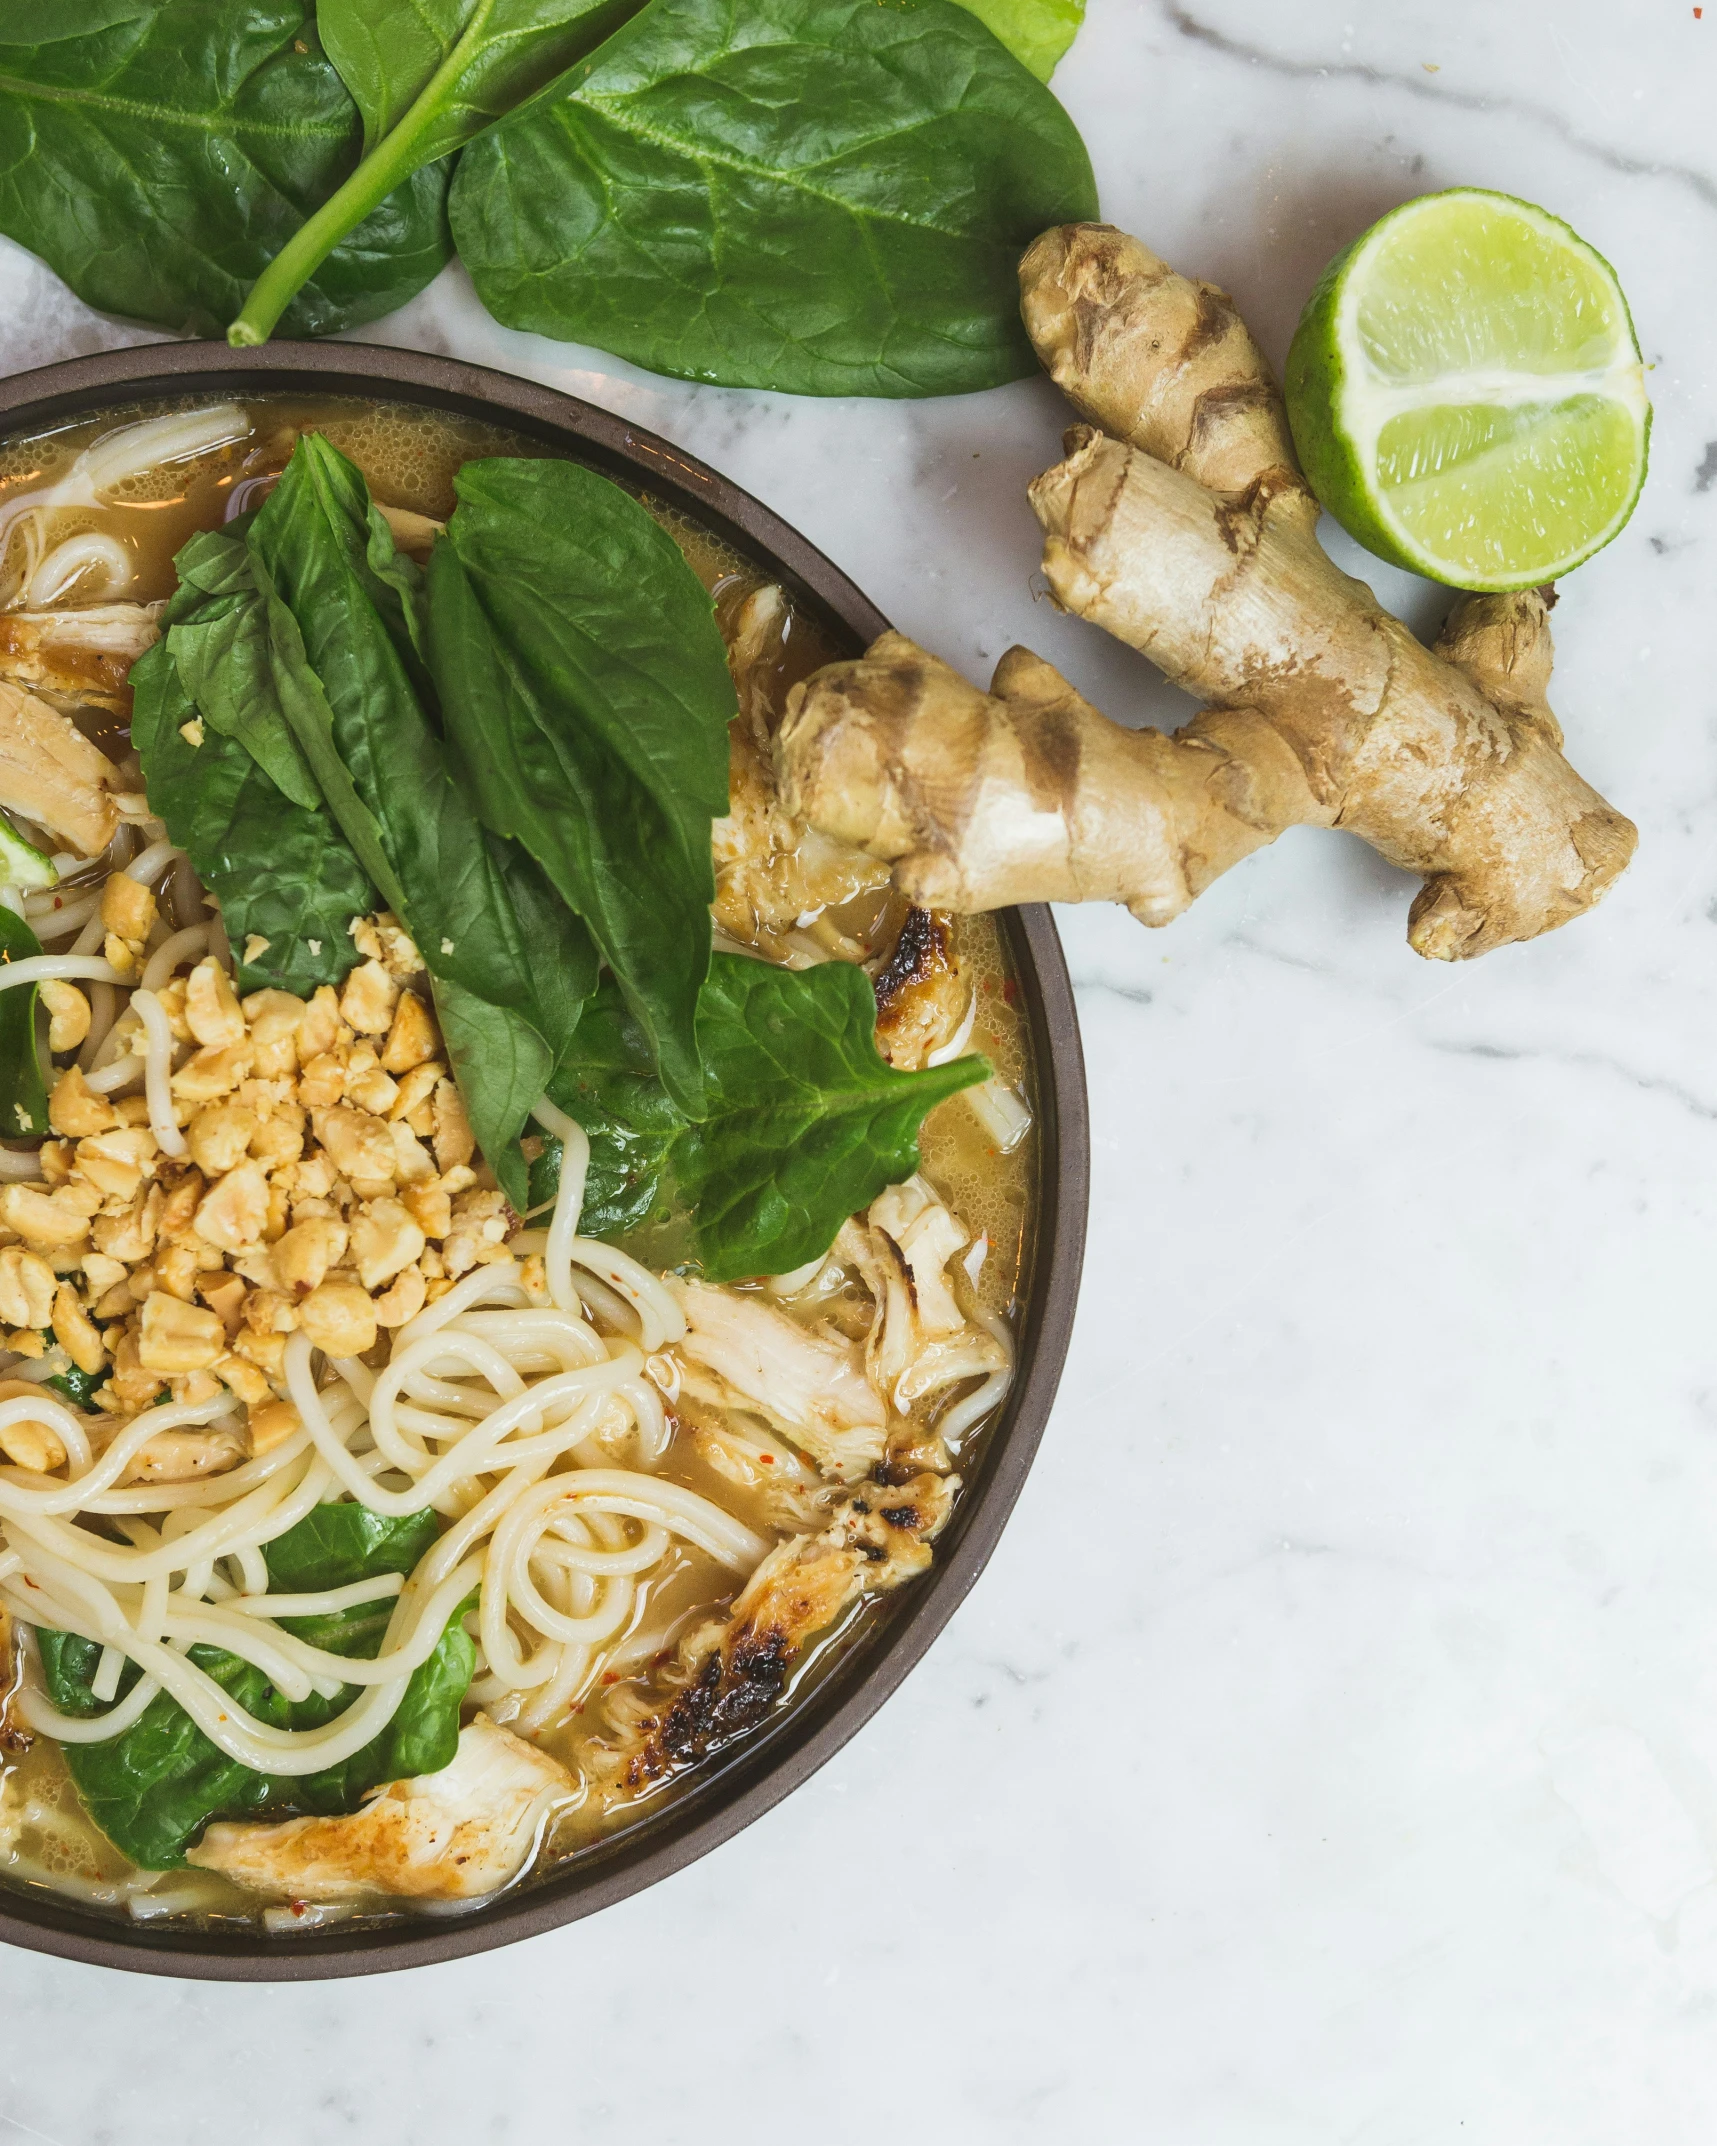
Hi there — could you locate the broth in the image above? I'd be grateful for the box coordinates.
[0,395,1038,1933]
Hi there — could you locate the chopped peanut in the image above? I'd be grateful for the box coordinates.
[213,1351,270,1407]
[247,1397,301,1454]
[373,1263,427,1326]
[193,1161,270,1252]
[299,1278,376,1357]
[381,991,437,1075]
[388,1060,443,1122]
[351,1198,424,1291]
[347,1063,399,1117]
[81,1251,127,1297]
[274,1217,347,1295]
[389,1121,436,1185]
[51,1283,106,1375]
[297,1052,345,1110]
[138,1290,225,1372]
[339,959,398,1036]
[317,1106,396,1185]
[155,1173,204,1242]
[154,1243,202,1300]
[198,1270,247,1333]
[107,1327,165,1410]
[39,979,90,1053]
[0,1246,57,1330]
[432,1080,474,1171]
[187,1103,258,1178]
[37,1141,71,1186]
[74,1127,158,1202]
[101,871,156,943]
[402,1183,452,1240]
[0,1379,68,1472]
[92,1187,161,1264]
[170,1041,253,1102]
[295,986,344,1061]
[47,1066,117,1138]
[0,1183,98,1248]
[242,989,304,1075]
[183,956,245,1048]
[248,1114,303,1170]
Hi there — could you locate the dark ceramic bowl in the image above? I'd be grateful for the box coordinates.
[0,342,1088,1980]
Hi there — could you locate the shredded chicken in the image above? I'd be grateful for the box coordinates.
[0,603,162,716]
[712,583,890,962]
[0,680,125,856]
[187,1715,572,1902]
[838,1181,1007,1416]
[592,1473,956,1793]
[669,1277,887,1481]
[871,905,969,1070]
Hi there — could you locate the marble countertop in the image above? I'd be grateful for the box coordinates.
[3,1,1714,2139]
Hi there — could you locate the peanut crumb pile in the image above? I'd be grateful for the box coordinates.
[0,889,519,1479]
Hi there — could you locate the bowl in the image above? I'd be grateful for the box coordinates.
[0,340,1088,1979]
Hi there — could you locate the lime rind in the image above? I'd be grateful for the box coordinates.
[1285,188,1650,592]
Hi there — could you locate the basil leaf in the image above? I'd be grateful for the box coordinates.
[131,631,377,997]
[448,0,1099,397]
[428,457,732,1116]
[320,0,639,156]
[545,954,988,1281]
[159,528,323,812]
[36,1501,472,1870]
[248,436,596,1196]
[0,1,452,338]
[0,904,46,1140]
[950,0,1083,80]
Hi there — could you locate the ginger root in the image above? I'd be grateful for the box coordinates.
[775,223,1636,959]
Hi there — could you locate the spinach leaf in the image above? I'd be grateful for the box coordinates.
[131,624,377,998]
[36,1501,472,1870]
[0,1,451,338]
[0,0,154,39]
[229,0,636,343]
[248,436,596,1198]
[0,904,46,1141]
[950,0,1083,80]
[427,457,732,1117]
[448,0,1099,397]
[321,0,640,153]
[543,954,988,1281]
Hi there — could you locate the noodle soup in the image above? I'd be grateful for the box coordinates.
[0,397,1038,1934]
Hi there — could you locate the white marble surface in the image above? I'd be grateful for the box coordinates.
[2,1,1715,2138]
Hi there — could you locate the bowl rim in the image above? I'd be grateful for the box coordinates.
[0,339,1089,1981]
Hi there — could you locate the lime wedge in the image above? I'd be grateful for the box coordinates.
[1284,189,1649,590]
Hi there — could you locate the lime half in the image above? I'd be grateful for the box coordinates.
[1285,189,1649,590]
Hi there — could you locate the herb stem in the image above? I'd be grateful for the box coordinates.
[227,1,496,348]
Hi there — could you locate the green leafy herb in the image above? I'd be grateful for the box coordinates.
[448,0,1099,397]
[949,0,1084,80]
[428,457,733,1116]
[543,954,987,1280]
[130,634,377,999]
[248,436,597,1198]
[0,904,46,1140]
[43,1360,109,1411]
[36,1501,472,1870]
[0,1,451,338]
[229,0,637,344]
